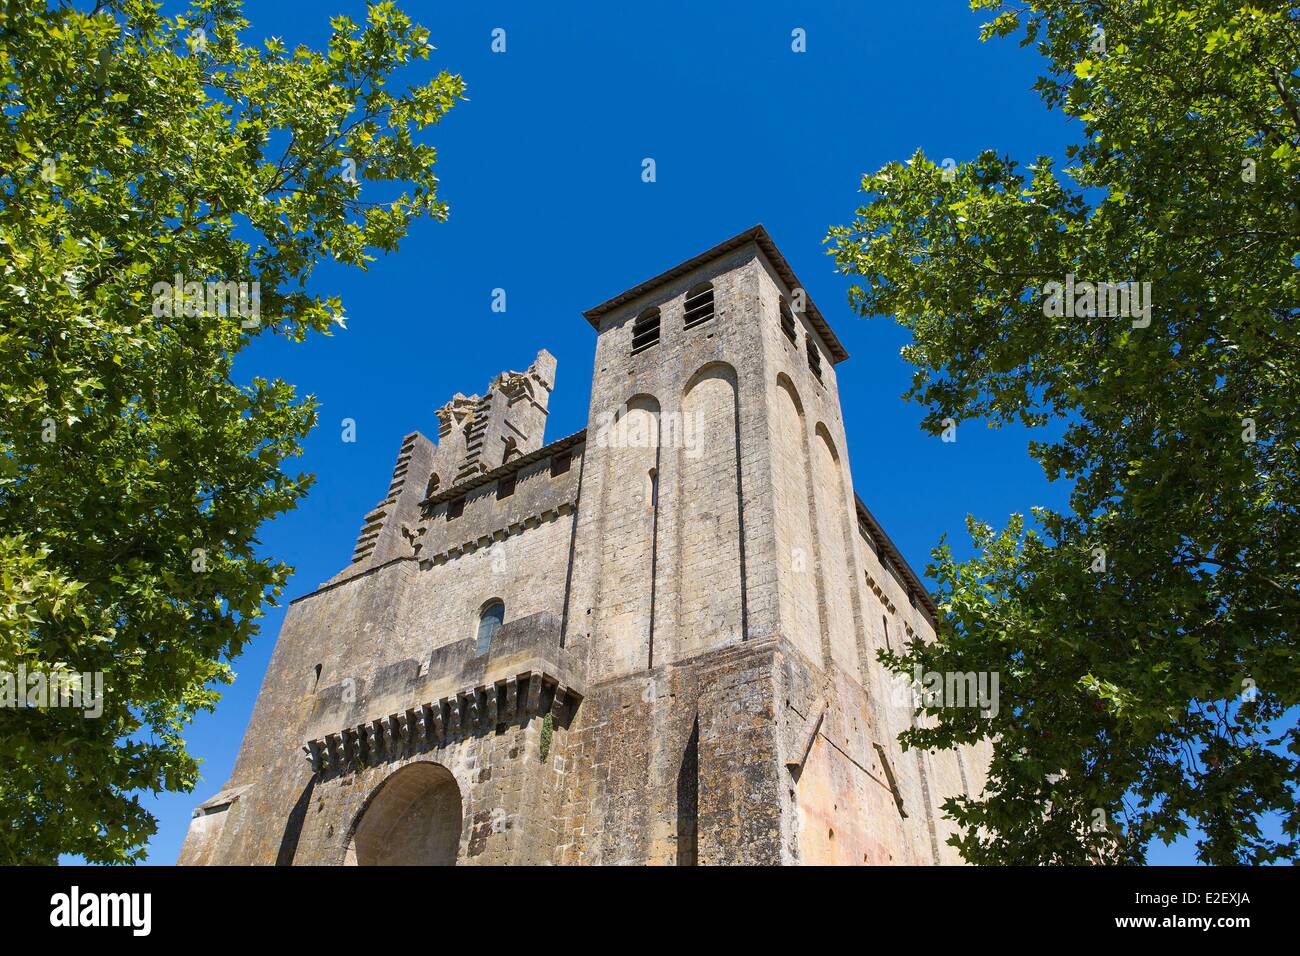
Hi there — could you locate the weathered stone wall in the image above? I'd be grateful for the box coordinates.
[852,507,996,865]
[586,397,659,676]
[179,558,417,864]
[552,639,786,865]
[287,627,580,867]
[752,250,991,865]
[178,437,585,865]
[675,363,745,658]
[409,444,582,656]
[772,375,824,667]
[566,243,779,683]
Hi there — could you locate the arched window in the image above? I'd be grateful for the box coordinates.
[476,600,504,655]
[684,282,714,328]
[425,472,441,500]
[632,306,661,354]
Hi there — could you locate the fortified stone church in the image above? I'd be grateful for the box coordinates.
[179,226,989,866]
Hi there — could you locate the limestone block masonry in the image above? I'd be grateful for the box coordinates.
[179,225,991,866]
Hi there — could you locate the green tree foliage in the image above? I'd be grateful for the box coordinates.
[0,0,463,862]
[828,0,1298,863]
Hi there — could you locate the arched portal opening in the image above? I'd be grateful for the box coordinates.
[344,762,463,866]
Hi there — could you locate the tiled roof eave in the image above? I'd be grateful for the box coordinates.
[855,493,939,623]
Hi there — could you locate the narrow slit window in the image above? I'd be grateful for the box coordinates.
[806,334,823,381]
[683,282,714,328]
[779,296,797,343]
[631,306,661,354]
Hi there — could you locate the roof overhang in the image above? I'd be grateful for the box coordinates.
[855,494,939,624]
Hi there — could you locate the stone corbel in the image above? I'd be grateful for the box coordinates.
[428,701,445,743]
[447,696,462,738]
[303,668,582,777]
[525,671,543,715]
[463,690,480,730]
[504,677,518,719]
[550,684,568,722]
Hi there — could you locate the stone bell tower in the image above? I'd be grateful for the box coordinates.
[549,226,985,865]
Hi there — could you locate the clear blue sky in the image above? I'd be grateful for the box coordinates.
[125,0,1215,864]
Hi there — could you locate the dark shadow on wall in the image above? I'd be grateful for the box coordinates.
[677,716,699,866]
[276,777,315,866]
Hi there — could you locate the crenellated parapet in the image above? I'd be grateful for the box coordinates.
[434,350,556,485]
[330,350,558,586]
[331,431,435,585]
[435,393,479,439]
